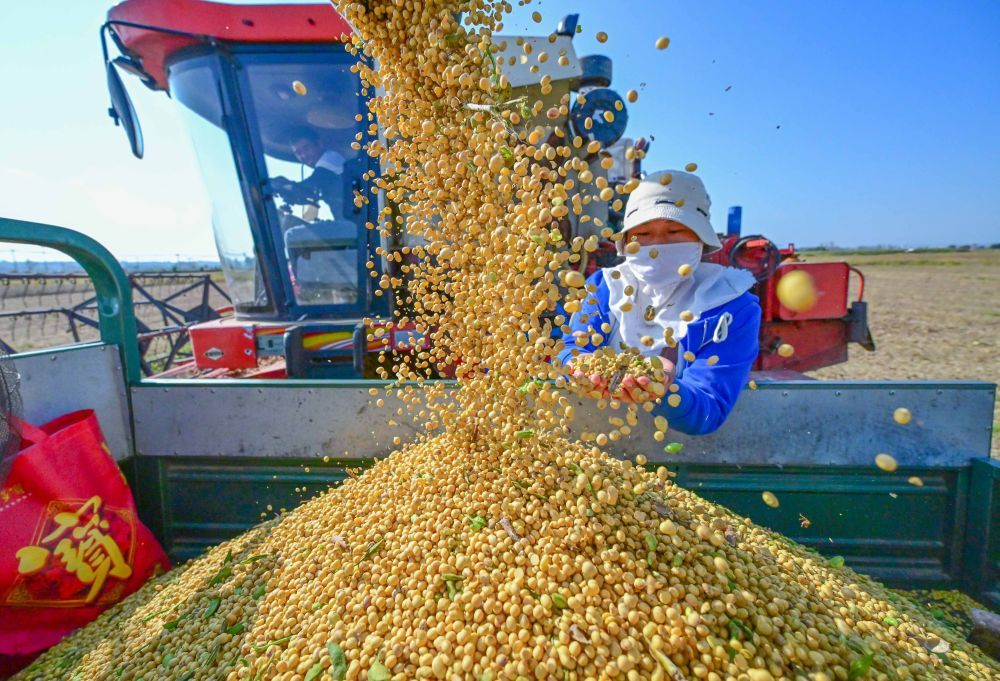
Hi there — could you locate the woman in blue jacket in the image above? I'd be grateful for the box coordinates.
[557,170,761,435]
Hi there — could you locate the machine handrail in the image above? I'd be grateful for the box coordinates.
[0,217,142,384]
[847,265,866,302]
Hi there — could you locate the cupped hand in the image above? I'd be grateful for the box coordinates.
[615,374,667,403]
[572,368,608,399]
[615,355,676,402]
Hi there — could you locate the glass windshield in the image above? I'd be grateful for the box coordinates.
[242,56,368,307]
[170,58,270,312]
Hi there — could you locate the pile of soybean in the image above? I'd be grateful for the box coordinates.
[17,0,1000,679]
[17,432,999,680]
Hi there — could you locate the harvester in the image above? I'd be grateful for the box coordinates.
[0,0,996,657]
[100,0,872,380]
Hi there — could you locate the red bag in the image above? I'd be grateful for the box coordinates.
[0,410,169,665]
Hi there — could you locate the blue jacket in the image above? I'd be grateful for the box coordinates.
[556,269,761,435]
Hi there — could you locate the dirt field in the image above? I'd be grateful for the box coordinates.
[804,249,999,454]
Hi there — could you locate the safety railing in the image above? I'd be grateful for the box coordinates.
[0,218,142,383]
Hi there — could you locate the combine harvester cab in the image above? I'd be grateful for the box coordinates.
[103,0,386,378]
[101,0,598,380]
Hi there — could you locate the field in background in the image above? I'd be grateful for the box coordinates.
[804,249,999,454]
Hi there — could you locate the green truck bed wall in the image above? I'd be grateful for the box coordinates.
[965,459,1000,606]
[126,455,1000,609]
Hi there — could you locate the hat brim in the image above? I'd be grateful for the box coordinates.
[622,203,723,253]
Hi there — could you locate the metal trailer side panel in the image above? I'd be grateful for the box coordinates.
[128,455,367,560]
[140,454,968,591]
[964,458,1000,609]
[13,344,133,461]
[132,382,417,459]
[598,380,995,467]
[127,379,995,592]
[672,464,968,588]
[131,380,995,466]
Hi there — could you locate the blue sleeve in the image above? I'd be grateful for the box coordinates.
[654,294,761,435]
[555,270,613,367]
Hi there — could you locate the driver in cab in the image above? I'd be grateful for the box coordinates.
[557,170,761,435]
[270,127,346,215]
[270,127,357,305]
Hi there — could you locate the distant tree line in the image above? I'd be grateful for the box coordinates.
[802,243,999,253]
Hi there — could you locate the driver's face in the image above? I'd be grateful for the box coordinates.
[291,138,322,167]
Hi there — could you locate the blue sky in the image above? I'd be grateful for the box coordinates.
[0,1,998,259]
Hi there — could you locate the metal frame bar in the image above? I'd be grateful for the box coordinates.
[0,218,141,383]
[128,279,188,326]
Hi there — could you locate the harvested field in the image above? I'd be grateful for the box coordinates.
[804,249,1000,455]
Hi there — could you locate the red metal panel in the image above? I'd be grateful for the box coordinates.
[189,319,257,370]
[774,262,849,321]
[109,0,353,90]
[757,319,848,372]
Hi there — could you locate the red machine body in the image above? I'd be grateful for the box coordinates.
[177,317,440,380]
[108,0,352,91]
[188,316,258,370]
[705,233,874,373]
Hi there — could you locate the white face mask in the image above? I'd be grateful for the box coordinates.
[624,242,703,291]
[605,240,754,356]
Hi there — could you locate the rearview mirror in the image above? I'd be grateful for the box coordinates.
[106,60,144,159]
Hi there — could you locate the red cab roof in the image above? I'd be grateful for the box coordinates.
[108,0,353,90]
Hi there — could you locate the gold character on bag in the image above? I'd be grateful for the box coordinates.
[15,495,133,603]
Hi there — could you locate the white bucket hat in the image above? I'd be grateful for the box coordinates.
[622,170,723,252]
